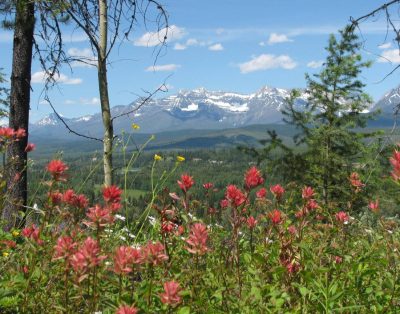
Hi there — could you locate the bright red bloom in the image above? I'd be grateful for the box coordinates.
[246,216,257,229]
[85,205,115,228]
[24,143,35,152]
[160,281,182,306]
[369,199,379,214]
[349,172,364,191]
[244,166,264,190]
[0,127,16,138]
[186,223,208,255]
[113,246,143,274]
[115,305,139,314]
[203,182,214,189]
[268,209,283,225]
[142,241,168,266]
[177,174,194,192]
[220,199,229,208]
[225,185,246,207]
[53,236,77,261]
[22,225,43,245]
[15,128,26,138]
[270,184,285,200]
[305,199,319,210]
[49,191,63,205]
[390,149,400,180]
[335,211,349,224]
[103,185,122,203]
[301,186,314,199]
[70,237,106,274]
[63,189,89,209]
[46,160,68,181]
[161,221,175,234]
[256,187,267,199]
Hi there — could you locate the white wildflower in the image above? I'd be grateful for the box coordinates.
[115,214,126,221]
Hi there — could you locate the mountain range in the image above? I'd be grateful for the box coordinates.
[29,84,399,147]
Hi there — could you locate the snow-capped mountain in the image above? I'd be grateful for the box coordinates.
[31,85,309,139]
[373,85,400,113]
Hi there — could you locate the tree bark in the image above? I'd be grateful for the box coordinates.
[2,0,35,230]
[98,0,113,186]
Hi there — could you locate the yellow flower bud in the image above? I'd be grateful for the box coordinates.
[131,123,140,130]
[177,156,185,162]
[12,230,19,237]
[2,252,9,257]
[154,154,162,161]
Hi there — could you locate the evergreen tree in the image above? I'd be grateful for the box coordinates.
[259,27,381,209]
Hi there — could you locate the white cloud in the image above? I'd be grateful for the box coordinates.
[208,43,224,51]
[239,54,297,73]
[31,71,82,85]
[186,38,199,46]
[216,28,225,35]
[267,33,293,45]
[378,49,400,63]
[68,47,97,67]
[134,25,186,47]
[173,43,187,50]
[259,41,266,47]
[378,42,392,49]
[64,97,100,106]
[145,64,181,72]
[307,60,324,69]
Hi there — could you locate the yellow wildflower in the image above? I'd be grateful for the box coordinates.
[131,123,140,130]
[2,252,9,257]
[12,230,19,237]
[154,154,162,161]
[177,156,185,162]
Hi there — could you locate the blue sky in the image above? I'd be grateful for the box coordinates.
[1,0,400,122]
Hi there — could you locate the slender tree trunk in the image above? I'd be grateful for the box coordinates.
[2,0,35,230]
[98,0,113,186]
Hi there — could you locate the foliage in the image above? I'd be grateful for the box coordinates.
[0,131,400,313]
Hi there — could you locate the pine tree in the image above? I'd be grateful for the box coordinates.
[261,27,380,209]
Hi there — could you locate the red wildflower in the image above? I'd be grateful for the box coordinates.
[160,281,182,306]
[186,223,209,255]
[268,209,283,225]
[256,187,267,199]
[369,200,379,214]
[335,211,349,224]
[85,205,115,228]
[349,172,364,191]
[220,199,229,208]
[390,149,400,181]
[115,305,138,314]
[103,185,122,203]
[334,256,343,264]
[142,241,168,266]
[244,166,264,190]
[305,199,319,210]
[207,207,217,215]
[225,185,246,207]
[1,239,16,249]
[70,237,106,274]
[270,184,285,200]
[203,182,214,189]
[287,225,297,235]
[63,189,89,209]
[49,191,63,205]
[0,127,15,139]
[22,225,43,245]
[15,128,26,138]
[24,143,35,152]
[46,160,68,181]
[113,246,143,274]
[301,186,314,199]
[177,173,194,192]
[161,221,175,234]
[176,225,185,236]
[246,216,257,229]
[53,236,77,261]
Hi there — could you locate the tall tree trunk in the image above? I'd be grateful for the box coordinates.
[2,0,35,230]
[98,0,113,186]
